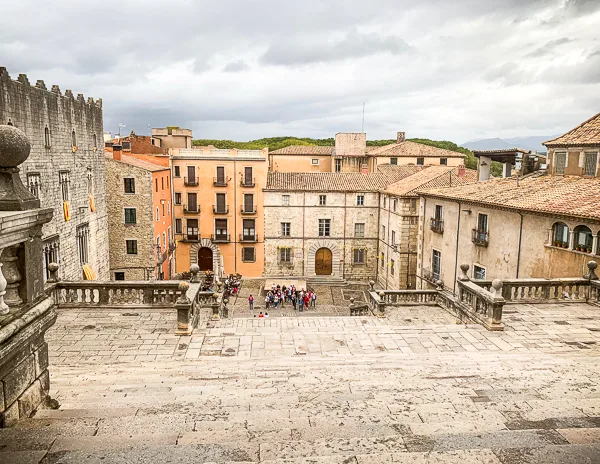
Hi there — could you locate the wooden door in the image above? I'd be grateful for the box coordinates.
[197,247,213,272]
[315,248,332,275]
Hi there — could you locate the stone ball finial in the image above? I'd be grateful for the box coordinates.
[585,260,598,280]
[379,291,385,298]
[350,297,355,304]
[588,261,597,271]
[492,279,503,291]
[178,281,190,292]
[435,280,444,290]
[0,125,31,167]
[190,264,200,274]
[460,263,470,272]
[48,262,59,272]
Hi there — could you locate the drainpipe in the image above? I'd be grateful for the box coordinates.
[452,201,462,296]
[342,192,347,280]
[516,212,524,278]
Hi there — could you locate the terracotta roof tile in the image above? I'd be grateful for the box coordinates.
[384,166,477,197]
[421,173,600,221]
[269,145,334,155]
[105,152,169,172]
[544,112,600,147]
[367,141,466,158]
[473,148,531,155]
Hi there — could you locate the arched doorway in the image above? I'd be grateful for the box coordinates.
[315,248,332,275]
[197,247,213,272]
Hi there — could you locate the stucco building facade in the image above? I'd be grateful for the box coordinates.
[0,68,109,281]
[171,147,268,277]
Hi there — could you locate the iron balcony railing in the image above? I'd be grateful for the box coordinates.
[184,177,198,186]
[472,228,489,247]
[240,205,256,214]
[212,205,229,214]
[183,233,200,242]
[430,218,444,234]
[239,234,258,243]
[183,204,199,213]
[240,177,255,187]
[213,177,228,187]
[211,233,230,243]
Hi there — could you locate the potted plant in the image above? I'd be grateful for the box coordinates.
[586,246,592,253]
[561,242,568,248]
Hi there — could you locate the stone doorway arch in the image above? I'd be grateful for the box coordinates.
[189,239,221,276]
[197,247,213,272]
[315,248,332,275]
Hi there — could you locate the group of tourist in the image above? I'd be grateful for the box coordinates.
[247,284,317,313]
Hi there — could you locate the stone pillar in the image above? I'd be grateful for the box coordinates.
[502,162,512,178]
[0,261,8,315]
[1,245,23,306]
[478,156,491,182]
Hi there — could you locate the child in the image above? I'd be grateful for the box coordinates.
[264,312,269,318]
[248,294,254,311]
[258,312,264,318]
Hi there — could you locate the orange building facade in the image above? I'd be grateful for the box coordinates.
[171,148,268,277]
[152,169,173,279]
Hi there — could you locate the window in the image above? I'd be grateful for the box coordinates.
[242,219,256,240]
[280,247,292,263]
[383,196,387,208]
[187,193,198,212]
[390,157,397,165]
[162,202,165,216]
[432,250,441,281]
[552,222,569,247]
[124,208,137,224]
[440,158,447,165]
[187,219,199,239]
[477,213,488,233]
[175,193,182,205]
[187,166,196,183]
[44,127,50,147]
[124,178,135,194]
[574,225,593,252]
[435,205,443,220]
[380,252,385,268]
[356,194,365,206]
[216,166,225,184]
[71,129,77,147]
[27,173,41,198]
[122,141,131,151]
[114,272,125,281]
[168,226,172,243]
[161,177,164,190]
[155,178,158,192]
[167,176,169,188]
[215,219,228,239]
[242,247,255,262]
[319,195,327,206]
[354,223,365,238]
[244,194,254,212]
[59,171,70,202]
[409,199,417,213]
[174,166,180,177]
[417,157,424,165]
[391,230,396,246]
[281,222,291,236]
[93,134,97,150]
[381,225,386,238]
[87,169,94,196]
[215,193,226,213]
[554,152,566,174]
[76,223,89,265]
[584,152,598,176]
[243,167,253,185]
[353,248,365,264]
[312,159,319,165]
[282,195,290,206]
[392,199,397,212]
[390,259,395,275]
[156,207,160,221]
[175,218,182,234]
[126,240,138,254]
[43,237,60,282]
[335,159,342,172]
[318,219,331,237]
[167,202,170,214]
[473,265,486,279]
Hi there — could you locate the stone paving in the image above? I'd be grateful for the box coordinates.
[3,295,600,462]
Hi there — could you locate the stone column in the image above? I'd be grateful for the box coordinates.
[0,259,9,315]
[1,245,23,306]
[502,162,512,178]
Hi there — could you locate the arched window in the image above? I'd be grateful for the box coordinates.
[44,127,50,147]
[71,129,77,147]
[7,120,13,126]
[573,225,593,253]
[552,222,569,248]
[93,134,97,149]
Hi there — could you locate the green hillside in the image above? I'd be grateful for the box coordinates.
[193,136,489,173]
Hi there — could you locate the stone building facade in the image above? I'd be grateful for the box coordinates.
[105,148,173,281]
[0,68,109,281]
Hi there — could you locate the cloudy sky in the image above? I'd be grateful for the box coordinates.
[2,0,599,143]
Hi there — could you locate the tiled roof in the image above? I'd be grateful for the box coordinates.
[265,166,421,192]
[544,112,600,147]
[384,167,477,197]
[105,152,169,172]
[367,141,466,158]
[473,148,530,155]
[421,173,600,221]
[269,145,334,155]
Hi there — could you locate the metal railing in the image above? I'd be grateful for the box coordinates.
[472,228,489,247]
[213,177,228,187]
[239,234,258,242]
[240,205,256,214]
[430,218,444,234]
[184,177,198,186]
[213,205,229,214]
[212,233,230,243]
[240,177,255,187]
[183,204,199,213]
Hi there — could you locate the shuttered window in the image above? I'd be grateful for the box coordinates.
[584,152,598,176]
[554,152,566,174]
[242,247,255,262]
[244,194,254,212]
[216,166,225,183]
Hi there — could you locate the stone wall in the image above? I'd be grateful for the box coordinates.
[105,158,155,280]
[0,68,109,281]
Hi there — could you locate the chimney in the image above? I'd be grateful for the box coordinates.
[457,165,465,177]
[113,144,122,161]
[397,132,405,143]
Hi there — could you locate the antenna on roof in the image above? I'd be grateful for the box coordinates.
[361,103,365,133]
[118,123,126,137]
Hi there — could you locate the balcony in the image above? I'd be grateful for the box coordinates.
[472,228,489,247]
[183,204,200,214]
[430,218,444,234]
[239,234,258,243]
[240,205,256,215]
[240,177,255,187]
[182,233,200,242]
[211,233,230,243]
[184,177,198,186]
[212,205,229,214]
[213,177,228,187]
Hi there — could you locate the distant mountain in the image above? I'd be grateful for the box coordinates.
[462,135,558,153]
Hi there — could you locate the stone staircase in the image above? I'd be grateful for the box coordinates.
[2,337,600,463]
[307,275,348,287]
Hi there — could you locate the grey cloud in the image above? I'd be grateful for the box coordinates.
[525,38,573,58]
[260,29,412,66]
[222,60,250,72]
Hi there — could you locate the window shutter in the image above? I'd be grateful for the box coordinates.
[244,194,253,211]
[217,166,225,183]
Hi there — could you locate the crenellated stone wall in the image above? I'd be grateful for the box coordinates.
[0,68,109,281]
